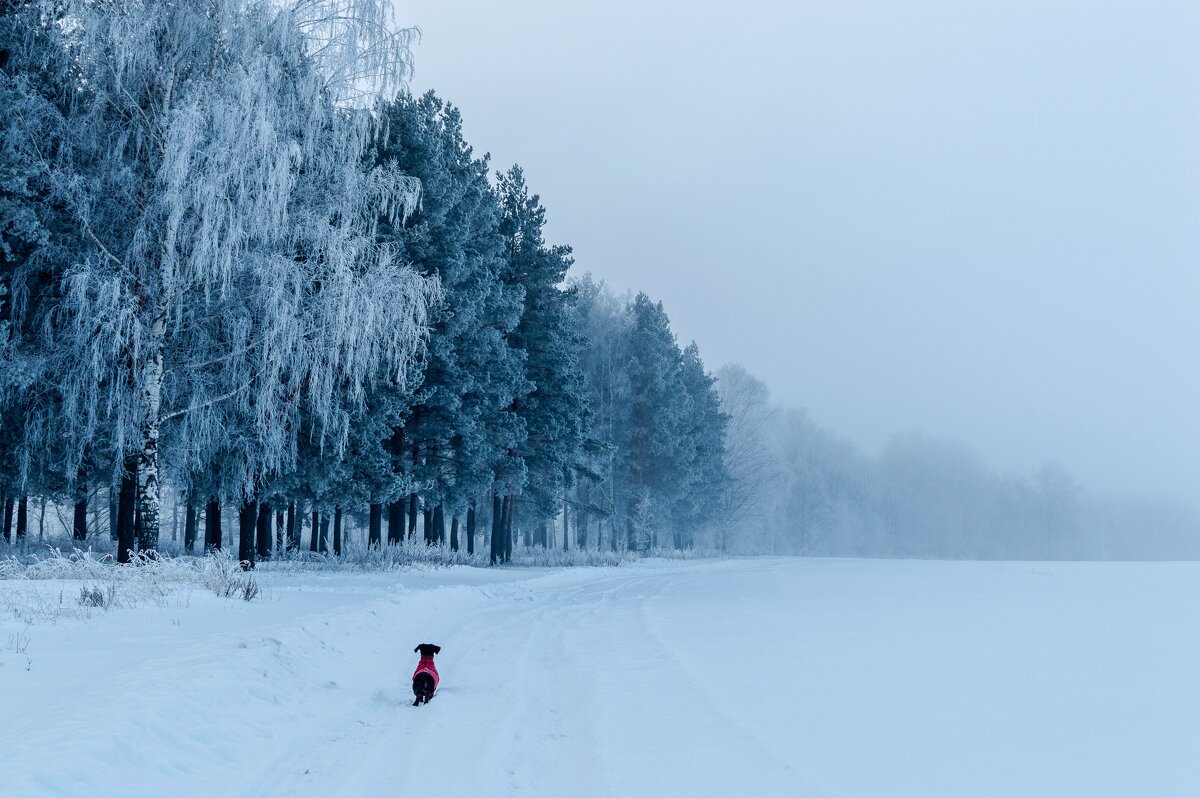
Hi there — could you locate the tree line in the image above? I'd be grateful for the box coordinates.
[0,0,728,564]
[714,364,1200,560]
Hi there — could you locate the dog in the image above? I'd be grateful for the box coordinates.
[412,643,441,706]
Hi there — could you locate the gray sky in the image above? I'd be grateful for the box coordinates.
[399,0,1200,508]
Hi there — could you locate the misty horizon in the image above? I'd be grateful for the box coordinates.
[401,0,1199,516]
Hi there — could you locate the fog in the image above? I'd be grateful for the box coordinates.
[400,0,1200,515]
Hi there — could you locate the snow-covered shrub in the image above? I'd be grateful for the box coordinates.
[0,548,258,622]
[256,537,642,572]
[213,572,260,602]
[6,627,31,654]
[77,584,114,609]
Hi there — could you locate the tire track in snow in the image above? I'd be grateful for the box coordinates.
[564,567,824,797]
[258,568,677,797]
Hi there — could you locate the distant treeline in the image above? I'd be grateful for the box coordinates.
[715,364,1200,560]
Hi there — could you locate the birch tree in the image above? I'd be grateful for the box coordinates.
[714,364,782,551]
[23,0,437,558]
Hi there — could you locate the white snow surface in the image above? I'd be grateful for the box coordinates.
[2,558,1198,797]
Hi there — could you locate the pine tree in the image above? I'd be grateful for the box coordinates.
[672,343,729,547]
[496,166,588,532]
[621,294,693,548]
[569,275,633,550]
[0,2,76,523]
[374,92,526,536]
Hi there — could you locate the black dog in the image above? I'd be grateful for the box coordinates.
[412,643,441,706]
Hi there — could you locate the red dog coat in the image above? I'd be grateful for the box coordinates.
[413,655,439,690]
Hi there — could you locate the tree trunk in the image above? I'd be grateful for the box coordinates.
[275,507,285,552]
[238,499,257,568]
[15,495,28,541]
[422,506,434,545]
[135,309,166,553]
[286,502,296,552]
[386,426,405,546]
[255,502,272,561]
[503,493,514,563]
[387,499,404,545]
[107,490,117,541]
[0,493,9,543]
[184,503,198,553]
[310,509,320,552]
[408,444,419,540]
[490,491,502,565]
[296,504,306,552]
[73,486,89,542]
[434,504,445,546]
[368,503,382,548]
[563,500,570,551]
[575,483,588,549]
[450,515,459,552]
[117,455,137,563]
[205,498,222,551]
[332,506,343,556]
[466,502,476,555]
[318,512,330,554]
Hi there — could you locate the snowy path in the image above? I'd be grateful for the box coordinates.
[247,564,812,798]
[3,558,1199,797]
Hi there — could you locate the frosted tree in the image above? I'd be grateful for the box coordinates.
[1031,462,1081,558]
[621,293,693,549]
[671,343,727,548]
[0,3,85,538]
[496,165,587,533]
[714,364,782,552]
[24,0,438,558]
[372,92,524,547]
[568,274,633,550]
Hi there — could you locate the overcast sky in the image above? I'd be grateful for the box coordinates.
[399,0,1200,509]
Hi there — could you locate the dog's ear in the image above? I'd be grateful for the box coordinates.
[432,644,441,655]
[413,645,420,653]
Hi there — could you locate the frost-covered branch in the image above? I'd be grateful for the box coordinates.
[161,386,247,424]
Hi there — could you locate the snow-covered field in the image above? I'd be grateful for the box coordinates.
[2,558,1198,797]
